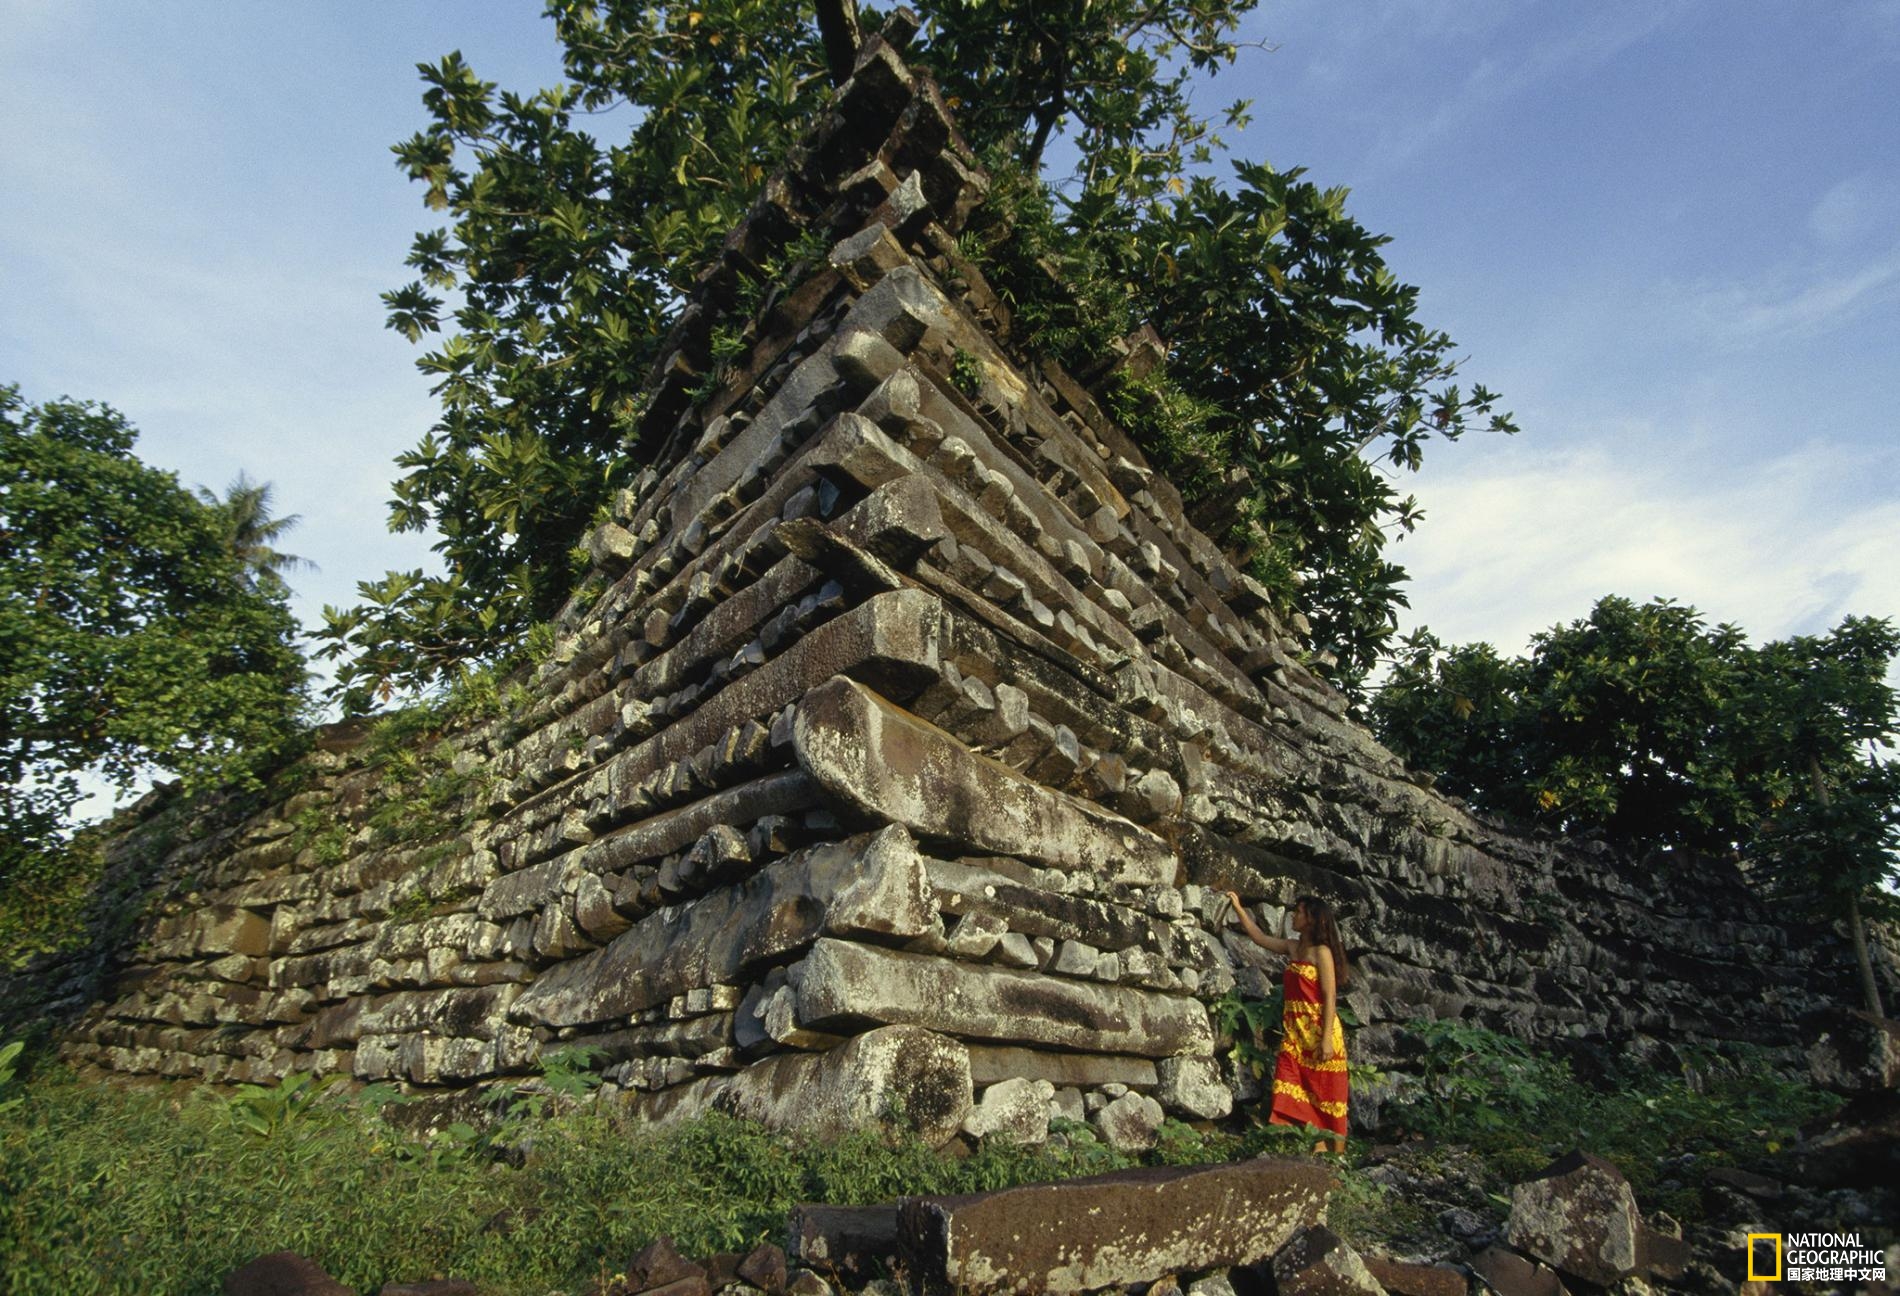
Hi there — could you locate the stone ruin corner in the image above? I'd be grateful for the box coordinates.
[20,30,1889,1143]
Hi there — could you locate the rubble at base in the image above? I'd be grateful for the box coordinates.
[212,1137,1883,1296]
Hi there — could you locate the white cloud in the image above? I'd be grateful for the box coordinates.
[1359,3,1688,170]
[1394,437,1900,659]
[1664,242,1900,348]
[1808,172,1900,247]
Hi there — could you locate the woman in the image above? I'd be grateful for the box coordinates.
[1225,891,1351,1154]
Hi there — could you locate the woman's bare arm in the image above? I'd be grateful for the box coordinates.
[1315,945,1339,1062]
[1225,891,1297,955]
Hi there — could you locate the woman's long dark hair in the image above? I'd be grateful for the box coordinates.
[1295,894,1351,987]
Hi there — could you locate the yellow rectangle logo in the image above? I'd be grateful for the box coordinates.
[1748,1233,1783,1282]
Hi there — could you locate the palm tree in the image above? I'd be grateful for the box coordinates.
[197,472,314,591]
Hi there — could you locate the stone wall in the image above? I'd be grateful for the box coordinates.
[22,31,1893,1140]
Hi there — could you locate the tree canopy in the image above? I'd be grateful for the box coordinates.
[1372,597,1899,1011]
[196,471,314,593]
[0,386,309,878]
[318,0,1514,710]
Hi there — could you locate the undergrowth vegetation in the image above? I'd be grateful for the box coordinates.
[0,1051,1263,1296]
[0,1013,1843,1295]
[1213,1002,1838,1243]
[1353,1021,1840,1233]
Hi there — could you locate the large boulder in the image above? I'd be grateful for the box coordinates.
[719,1023,972,1147]
[1156,1055,1233,1120]
[1505,1151,1642,1286]
[1091,1091,1165,1153]
[962,1077,1055,1144]
[898,1157,1335,1294]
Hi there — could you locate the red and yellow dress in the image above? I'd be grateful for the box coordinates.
[1269,958,1349,1138]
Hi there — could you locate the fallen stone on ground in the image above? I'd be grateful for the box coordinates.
[1271,1224,1387,1296]
[1470,1245,1570,1296]
[898,1157,1335,1294]
[787,1204,902,1283]
[1184,1274,1238,1296]
[625,1236,709,1295]
[1505,1150,1643,1287]
[1360,1254,1467,1296]
[224,1251,355,1296]
[1090,1090,1164,1153]
[737,1243,790,1296]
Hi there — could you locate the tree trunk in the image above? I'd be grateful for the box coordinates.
[1848,892,1886,1019]
[1810,755,1886,1017]
[815,0,861,87]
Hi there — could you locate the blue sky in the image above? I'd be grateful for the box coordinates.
[1224,1,1900,655]
[4,1,1896,753]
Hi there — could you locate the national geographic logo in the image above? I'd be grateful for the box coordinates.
[1747,1232,1888,1284]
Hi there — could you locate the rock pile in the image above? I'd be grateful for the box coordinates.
[215,1135,1882,1296]
[1474,1151,1689,1294]
[14,13,1884,1137]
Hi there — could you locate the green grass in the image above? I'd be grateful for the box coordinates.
[1378,1026,1841,1225]
[0,1063,1248,1296]
[0,1015,1845,1294]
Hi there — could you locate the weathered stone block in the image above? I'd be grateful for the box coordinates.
[1272,1225,1386,1296]
[785,1270,833,1296]
[1505,1151,1641,1287]
[1470,1246,1569,1296]
[1360,1255,1466,1296]
[514,827,935,1027]
[718,1024,971,1147]
[625,1238,706,1293]
[787,1204,900,1282]
[222,1250,354,1296]
[961,1077,1053,1144]
[1156,1054,1233,1119]
[737,1242,789,1295]
[307,984,520,1049]
[794,675,1173,884]
[1091,1090,1164,1153]
[174,906,273,959]
[793,938,1212,1058]
[964,1045,1156,1089]
[898,1158,1335,1295]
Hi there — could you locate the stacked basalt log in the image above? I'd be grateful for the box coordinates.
[34,26,1888,1138]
